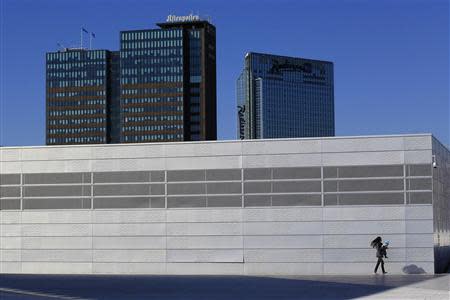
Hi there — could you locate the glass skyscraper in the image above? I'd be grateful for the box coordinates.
[46,16,216,145]
[46,50,119,145]
[237,52,335,139]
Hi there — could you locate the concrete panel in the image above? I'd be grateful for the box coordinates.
[22,237,92,249]
[21,262,92,274]
[324,234,406,249]
[403,136,432,151]
[167,236,242,249]
[324,221,405,234]
[91,144,165,159]
[21,224,92,237]
[21,147,92,161]
[406,248,434,261]
[0,211,21,224]
[165,142,242,157]
[406,234,434,248]
[245,262,322,275]
[322,151,404,166]
[1,225,22,236]
[165,156,241,170]
[404,150,432,164]
[406,220,434,233]
[324,206,405,221]
[21,250,91,262]
[244,249,323,262]
[166,263,243,275]
[167,223,242,236]
[324,248,406,262]
[0,262,21,273]
[1,250,21,261]
[1,237,21,249]
[244,235,323,249]
[245,222,323,235]
[93,236,166,249]
[93,210,166,223]
[167,249,243,262]
[242,140,321,155]
[321,137,404,153]
[21,211,92,224]
[243,154,322,168]
[92,158,165,172]
[21,160,59,173]
[167,209,241,223]
[93,262,166,274]
[63,160,91,173]
[405,206,433,220]
[0,149,21,161]
[93,223,166,236]
[243,208,322,222]
[93,250,166,262]
[0,162,21,173]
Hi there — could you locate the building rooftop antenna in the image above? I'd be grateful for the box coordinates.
[57,42,67,52]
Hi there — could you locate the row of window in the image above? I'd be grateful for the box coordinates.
[122,106,182,113]
[47,62,106,70]
[46,50,106,62]
[48,127,105,134]
[120,76,183,84]
[121,29,182,41]
[48,99,106,107]
[120,49,183,58]
[122,87,183,94]
[49,109,106,116]
[48,91,106,98]
[122,39,182,49]
[48,118,105,126]
[121,66,183,76]
[123,125,183,132]
[48,136,106,144]
[47,70,106,79]
[124,115,183,122]
[123,134,183,142]
[47,79,104,88]
[123,97,182,104]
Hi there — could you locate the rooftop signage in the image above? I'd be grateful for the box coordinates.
[166,14,200,22]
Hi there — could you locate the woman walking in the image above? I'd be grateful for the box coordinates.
[371,236,389,274]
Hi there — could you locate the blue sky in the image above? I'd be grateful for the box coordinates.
[0,0,449,146]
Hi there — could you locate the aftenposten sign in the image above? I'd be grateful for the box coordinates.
[166,14,200,22]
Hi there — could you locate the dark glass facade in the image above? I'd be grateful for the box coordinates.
[46,50,114,145]
[237,53,335,139]
[121,20,216,143]
[46,18,216,145]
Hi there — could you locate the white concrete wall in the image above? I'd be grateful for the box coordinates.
[0,134,438,274]
[0,206,434,275]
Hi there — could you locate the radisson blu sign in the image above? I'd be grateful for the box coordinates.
[166,14,200,22]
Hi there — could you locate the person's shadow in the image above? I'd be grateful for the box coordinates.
[402,264,426,274]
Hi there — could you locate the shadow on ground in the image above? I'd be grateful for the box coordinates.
[0,274,447,300]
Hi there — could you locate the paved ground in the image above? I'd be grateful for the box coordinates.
[0,274,448,300]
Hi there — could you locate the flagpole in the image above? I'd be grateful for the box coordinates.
[90,33,92,50]
[80,28,83,49]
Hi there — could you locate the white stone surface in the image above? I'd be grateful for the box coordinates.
[93,236,166,249]
[167,249,243,262]
[0,135,441,275]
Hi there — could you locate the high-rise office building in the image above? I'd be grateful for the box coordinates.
[46,49,119,145]
[45,15,216,145]
[237,52,335,139]
[120,18,216,143]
